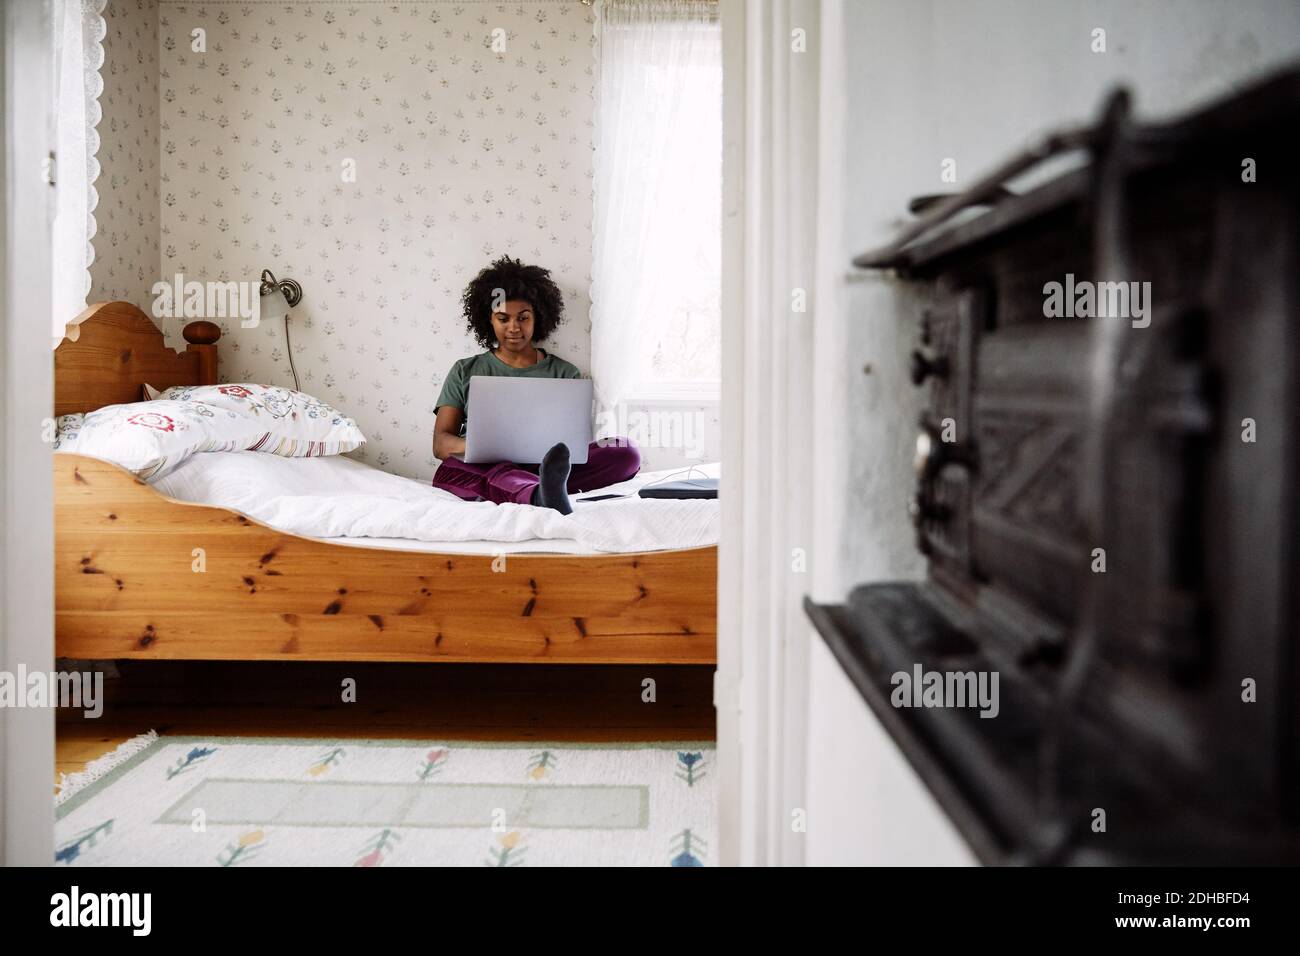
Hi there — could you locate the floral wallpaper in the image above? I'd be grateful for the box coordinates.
[153,0,598,479]
[90,0,161,315]
[91,0,715,476]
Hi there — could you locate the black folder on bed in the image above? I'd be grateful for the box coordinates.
[637,478,719,500]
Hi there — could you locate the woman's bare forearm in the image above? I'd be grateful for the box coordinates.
[434,432,466,460]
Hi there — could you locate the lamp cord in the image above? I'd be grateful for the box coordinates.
[283,314,301,392]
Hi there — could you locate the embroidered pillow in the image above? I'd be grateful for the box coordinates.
[52,413,85,452]
[156,384,366,458]
[55,400,273,481]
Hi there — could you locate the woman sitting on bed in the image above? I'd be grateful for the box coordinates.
[432,255,639,515]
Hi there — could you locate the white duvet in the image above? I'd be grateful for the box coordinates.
[145,450,719,554]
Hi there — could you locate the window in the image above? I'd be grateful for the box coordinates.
[637,52,722,396]
[591,2,722,408]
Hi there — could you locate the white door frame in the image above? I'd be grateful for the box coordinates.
[0,0,827,870]
[2,0,56,867]
[717,0,821,867]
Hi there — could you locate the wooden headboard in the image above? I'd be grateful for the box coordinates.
[54,301,221,415]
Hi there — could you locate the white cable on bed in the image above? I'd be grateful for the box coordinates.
[575,463,714,501]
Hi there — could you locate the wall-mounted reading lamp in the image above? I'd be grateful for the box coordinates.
[258,269,304,390]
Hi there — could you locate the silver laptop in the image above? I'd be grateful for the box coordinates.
[463,376,593,465]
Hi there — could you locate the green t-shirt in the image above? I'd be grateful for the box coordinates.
[436,349,584,437]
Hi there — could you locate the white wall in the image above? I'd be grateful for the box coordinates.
[2,0,55,867]
[804,0,1300,866]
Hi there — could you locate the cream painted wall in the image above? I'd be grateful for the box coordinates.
[805,0,1300,866]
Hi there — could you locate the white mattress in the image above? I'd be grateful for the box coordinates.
[147,450,720,555]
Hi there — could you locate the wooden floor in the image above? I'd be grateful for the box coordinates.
[56,660,715,784]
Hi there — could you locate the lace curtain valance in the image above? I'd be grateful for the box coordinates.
[52,0,106,347]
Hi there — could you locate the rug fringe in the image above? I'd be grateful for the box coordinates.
[55,730,159,807]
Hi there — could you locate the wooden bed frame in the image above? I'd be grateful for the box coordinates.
[55,302,717,664]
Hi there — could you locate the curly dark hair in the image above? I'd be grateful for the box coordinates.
[460,255,566,349]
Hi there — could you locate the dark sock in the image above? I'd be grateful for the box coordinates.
[533,442,573,515]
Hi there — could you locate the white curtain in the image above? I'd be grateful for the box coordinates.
[590,0,721,427]
[51,0,106,347]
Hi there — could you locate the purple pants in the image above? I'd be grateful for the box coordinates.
[432,438,641,505]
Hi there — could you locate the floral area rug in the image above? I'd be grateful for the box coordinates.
[55,733,715,867]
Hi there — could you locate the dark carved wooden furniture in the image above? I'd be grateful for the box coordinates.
[806,69,1300,864]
